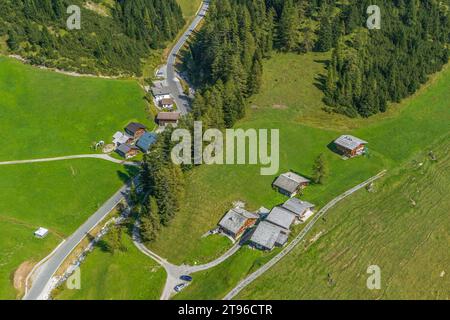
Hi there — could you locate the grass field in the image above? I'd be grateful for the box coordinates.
[144,52,450,299]
[149,53,450,267]
[54,230,166,300]
[238,136,450,299]
[0,221,61,299]
[0,56,150,299]
[0,57,153,161]
[177,0,202,20]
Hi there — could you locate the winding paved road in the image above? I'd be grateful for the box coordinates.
[164,0,210,115]
[0,154,138,167]
[24,1,209,301]
[223,170,387,300]
[133,221,242,300]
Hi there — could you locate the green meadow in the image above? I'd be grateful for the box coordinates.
[54,231,166,300]
[153,52,449,299]
[0,57,152,161]
[0,56,149,299]
[238,136,450,300]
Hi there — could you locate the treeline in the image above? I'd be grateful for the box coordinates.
[185,0,450,121]
[137,128,184,242]
[184,0,341,128]
[0,0,184,76]
[323,0,450,117]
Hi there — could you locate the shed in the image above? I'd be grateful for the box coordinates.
[34,227,49,239]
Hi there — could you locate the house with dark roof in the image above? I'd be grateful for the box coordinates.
[265,207,296,230]
[116,144,139,159]
[333,135,368,158]
[272,172,310,197]
[249,221,289,251]
[156,112,181,126]
[282,198,315,223]
[136,132,158,153]
[125,122,147,140]
[218,208,258,239]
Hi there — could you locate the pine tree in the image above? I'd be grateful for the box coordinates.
[312,153,329,185]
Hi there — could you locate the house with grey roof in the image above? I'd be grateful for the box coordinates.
[116,144,139,159]
[218,207,259,239]
[334,135,368,158]
[151,85,171,102]
[249,221,289,251]
[272,172,310,197]
[265,207,296,230]
[282,198,315,223]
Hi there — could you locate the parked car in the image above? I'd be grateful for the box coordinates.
[174,283,188,292]
[180,275,193,282]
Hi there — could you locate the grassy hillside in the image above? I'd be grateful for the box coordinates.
[54,231,166,300]
[177,0,202,19]
[0,221,61,299]
[0,57,153,161]
[148,53,450,268]
[238,136,450,299]
[0,55,148,299]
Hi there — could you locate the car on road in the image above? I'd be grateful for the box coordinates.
[174,283,188,292]
[180,275,193,282]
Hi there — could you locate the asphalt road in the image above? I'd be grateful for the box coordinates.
[166,1,210,115]
[223,170,387,300]
[24,2,209,301]
[24,182,132,300]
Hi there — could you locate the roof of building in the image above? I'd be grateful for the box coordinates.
[160,98,175,105]
[276,232,289,246]
[273,172,310,194]
[34,227,49,237]
[125,122,147,135]
[250,221,287,250]
[113,131,123,140]
[151,86,171,96]
[117,144,137,154]
[282,198,315,216]
[136,132,158,152]
[157,112,181,121]
[265,206,296,230]
[334,135,368,150]
[219,207,258,235]
[113,132,132,145]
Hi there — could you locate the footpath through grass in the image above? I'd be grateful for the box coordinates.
[238,136,450,299]
[0,57,152,161]
[0,56,148,298]
[154,52,450,299]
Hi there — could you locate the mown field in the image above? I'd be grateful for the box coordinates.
[238,136,450,300]
[152,52,450,299]
[0,56,149,299]
[0,57,153,161]
[149,53,450,266]
[54,231,166,300]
